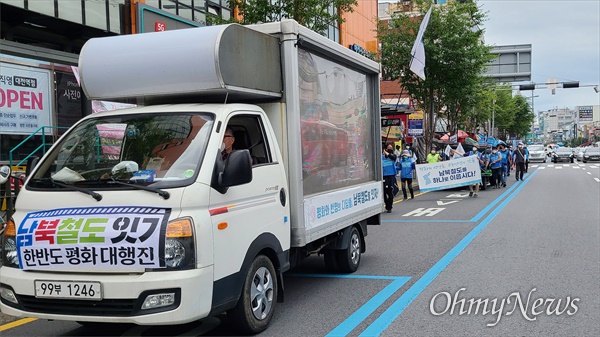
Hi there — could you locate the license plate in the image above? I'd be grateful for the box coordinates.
[34,280,102,300]
[591,157,599,160]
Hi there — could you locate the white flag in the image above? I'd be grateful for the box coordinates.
[409,6,433,80]
[454,143,465,159]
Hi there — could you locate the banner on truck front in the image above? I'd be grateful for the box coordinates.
[16,206,170,271]
[415,155,481,192]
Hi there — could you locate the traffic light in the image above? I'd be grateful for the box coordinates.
[519,84,536,91]
[562,81,579,88]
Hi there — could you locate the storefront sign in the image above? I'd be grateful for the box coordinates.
[56,72,83,131]
[408,110,424,136]
[0,63,52,135]
[578,106,593,122]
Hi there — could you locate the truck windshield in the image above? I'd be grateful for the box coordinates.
[29,112,213,189]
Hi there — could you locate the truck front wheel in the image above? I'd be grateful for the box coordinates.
[229,254,277,335]
[335,226,362,273]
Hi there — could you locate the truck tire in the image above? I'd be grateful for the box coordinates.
[335,226,361,273]
[229,254,277,335]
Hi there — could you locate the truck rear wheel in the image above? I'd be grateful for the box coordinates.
[229,254,277,335]
[335,226,361,273]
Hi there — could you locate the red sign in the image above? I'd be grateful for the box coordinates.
[155,22,166,32]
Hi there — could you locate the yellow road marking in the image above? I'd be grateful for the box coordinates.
[0,317,37,332]
[393,191,428,204]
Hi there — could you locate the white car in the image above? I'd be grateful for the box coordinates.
[528,145,546,163]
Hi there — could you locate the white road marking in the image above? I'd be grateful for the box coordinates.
[594,178,600,182]
[555,166,563,169]
[587,172,592,175]
[583,168,587,170]
[573,166,581,169]
[445,193,470,198]
[539,166,546,170]
[548,164,554,167]
[403,208,445,217]
[437,200,460,205]
[531,165,539,168]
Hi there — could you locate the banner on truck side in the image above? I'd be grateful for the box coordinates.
[415,155,481,192]
[304,181,381,230]
[0,62,53,135]
[16,206,170,270]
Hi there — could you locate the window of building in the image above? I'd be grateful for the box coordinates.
[85,0,108,31]
[27,0,55,17]
[58,0,82,24]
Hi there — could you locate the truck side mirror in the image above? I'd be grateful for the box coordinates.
[0,165,11,184]
[219,150,253,188]
[26,156,39,176]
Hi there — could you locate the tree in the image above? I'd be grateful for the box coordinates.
[221,0,358,34]
[378,0,494,148]
[508,95,535,138]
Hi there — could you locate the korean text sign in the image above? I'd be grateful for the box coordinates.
[415,155,482,192]
[0,62,52,135]
[16,207,170,271]
[304,181,381,230]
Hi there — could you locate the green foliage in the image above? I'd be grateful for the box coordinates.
[218,0,358,34]
[378,0,494,138]
[508,95,535,138]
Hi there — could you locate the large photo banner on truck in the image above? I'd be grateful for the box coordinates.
[0,62,52,135]
[304,181,381,230]
[298,49,375,196]
[415,155,482,192]
[16,206,170,271]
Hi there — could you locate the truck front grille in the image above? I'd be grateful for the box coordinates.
[18,295,136,316]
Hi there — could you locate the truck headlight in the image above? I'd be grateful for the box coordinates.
[1,219,19,268]
[154,218,195,271]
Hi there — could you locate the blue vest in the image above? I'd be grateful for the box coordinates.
[382,154,396,176]
[399,158,415,179]
[490,152,502,168]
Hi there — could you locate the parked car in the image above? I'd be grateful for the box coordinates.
[552,147,574,163]
[528,144,546,162]
[582,147,600,163]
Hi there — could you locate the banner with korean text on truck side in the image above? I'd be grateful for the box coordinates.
[304,181,381,230]
[16,206,170,271]
[0,62,53,135]
[415,155,482,192]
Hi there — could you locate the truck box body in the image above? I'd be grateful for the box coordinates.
[0,20,381,330]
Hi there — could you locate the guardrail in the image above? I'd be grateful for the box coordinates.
[9,126,69,167]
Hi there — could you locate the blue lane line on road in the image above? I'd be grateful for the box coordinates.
[359,170,538,337]
[470,178,522,222]
[325,277,411,337]
[287,273,411,337]
[381,220,474,223]
[287,273,403,280]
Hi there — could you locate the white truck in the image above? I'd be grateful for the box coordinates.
[0,20,382,334]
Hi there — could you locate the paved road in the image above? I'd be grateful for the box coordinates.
[1,161,599,336]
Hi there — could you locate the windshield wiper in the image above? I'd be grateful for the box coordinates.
[101,178,170,200]
[35,177,102,202]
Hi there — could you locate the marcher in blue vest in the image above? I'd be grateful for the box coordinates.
[489,146,503,189]
[382,144,397,213]
[398,150,416,200]
[498,143,511,187]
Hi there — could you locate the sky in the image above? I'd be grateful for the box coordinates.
[379,0,600,114]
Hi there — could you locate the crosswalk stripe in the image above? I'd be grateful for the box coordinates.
[531,165,538,168]
[548,164,554,167]
[539,166,546,170]
[573,166,581,169]
[556,166,563,169]
[595,178,600,182]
